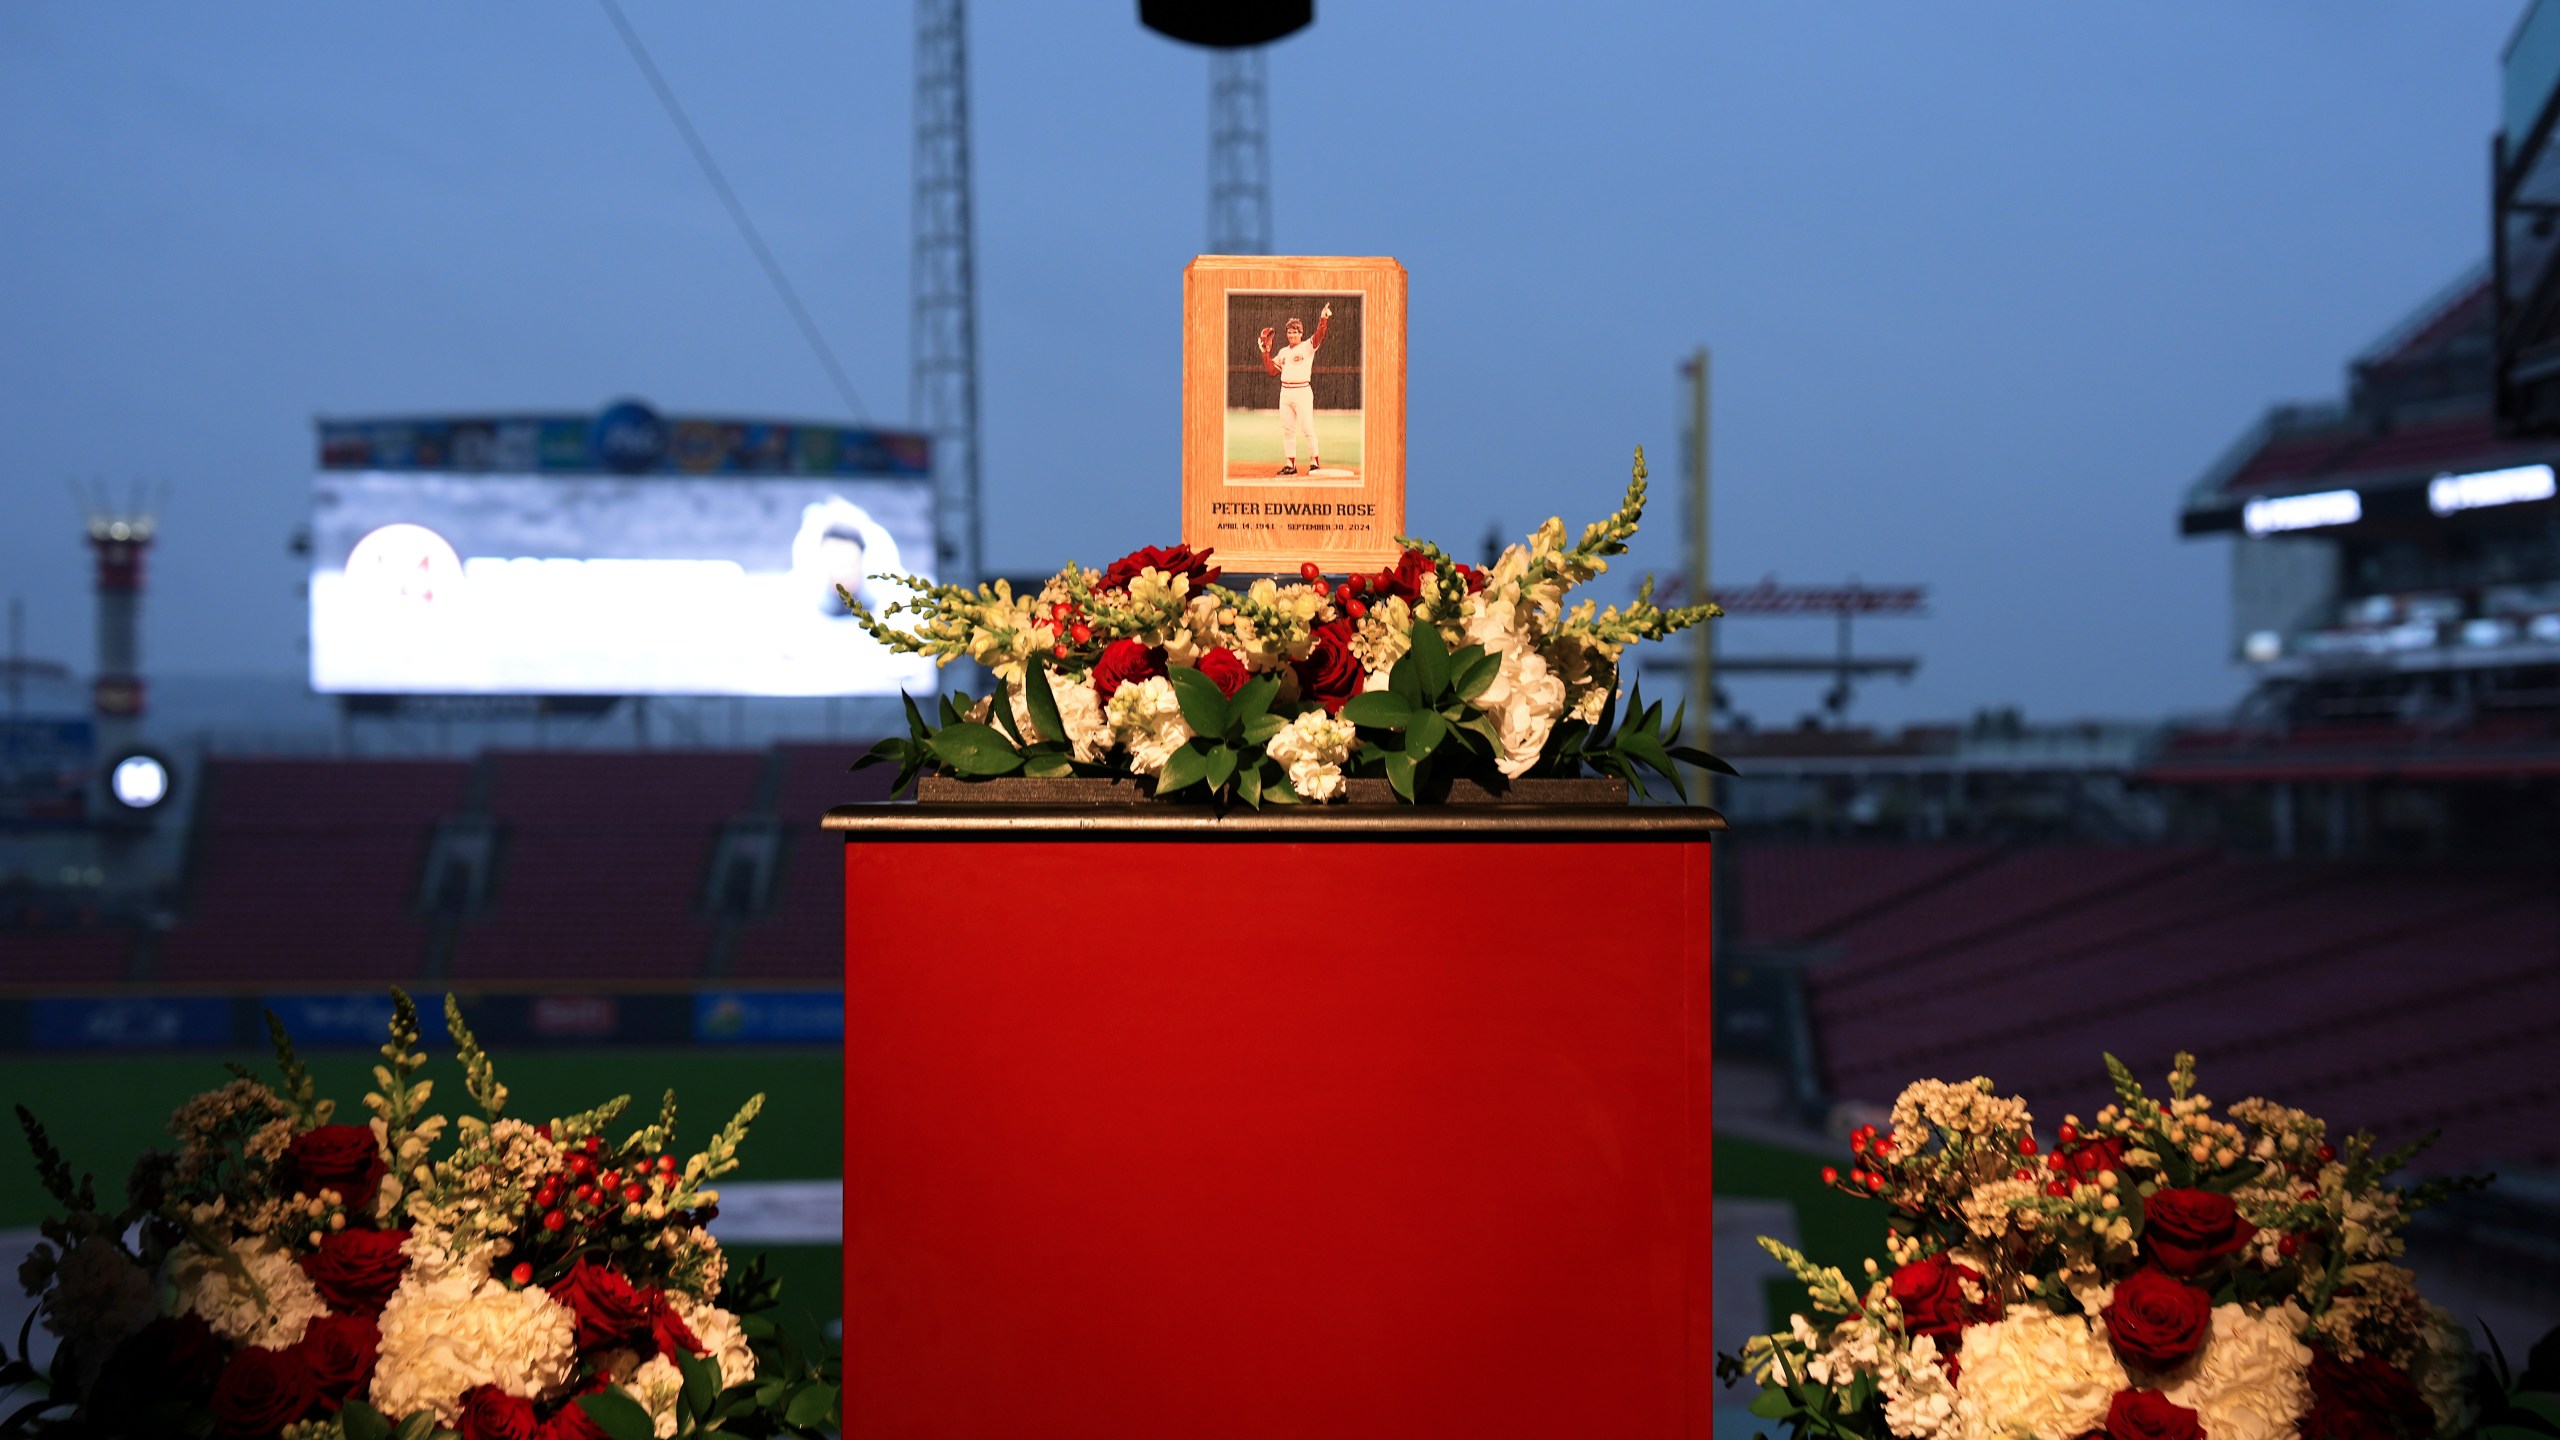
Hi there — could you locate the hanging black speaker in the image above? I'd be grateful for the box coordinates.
[1138,0,1312,49]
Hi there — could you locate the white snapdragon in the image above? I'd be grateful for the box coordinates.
[1265,710,1356,801]
[167,1238,328,1351]
[1461,585,1568,778]
[625,1354,685,1438]
[1104,676,1193,776]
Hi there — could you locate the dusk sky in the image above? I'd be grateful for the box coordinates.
[0,4,2518,727]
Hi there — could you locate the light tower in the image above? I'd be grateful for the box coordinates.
[1207,51,1273,253]
[1139,2,1312,254]
[914,0,983,590]
[81,489,157,761]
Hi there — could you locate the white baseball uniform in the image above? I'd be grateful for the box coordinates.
[1261,313,1329,467]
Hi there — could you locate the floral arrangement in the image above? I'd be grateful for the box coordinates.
[842,451,1731,804]
[4,993,838,1440]
[1728,1054,2497,1440]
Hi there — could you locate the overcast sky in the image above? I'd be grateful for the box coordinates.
[0,3,2519,727]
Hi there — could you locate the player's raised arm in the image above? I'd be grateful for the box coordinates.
[1259,326,1282,376]
[1310,303,1331,349]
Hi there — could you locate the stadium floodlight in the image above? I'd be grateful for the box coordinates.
[107,751,172,811]
[2426,463,2558,516]
[2241,489,2362,536]
[2242,630,2284,663]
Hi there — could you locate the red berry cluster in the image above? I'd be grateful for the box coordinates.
[1047,600,1092,659]
[1823,1124,1896,1194]
[510,1136,692,1282]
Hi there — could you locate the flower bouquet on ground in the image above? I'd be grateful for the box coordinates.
[4,992,838,1440]
[842,451,1733,804]
[1726,1054,2496,1440]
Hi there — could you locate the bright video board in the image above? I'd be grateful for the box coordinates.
[309,406,937,697]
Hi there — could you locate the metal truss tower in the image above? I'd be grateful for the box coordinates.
[913,0,983,588]
[1207,49,1273,254]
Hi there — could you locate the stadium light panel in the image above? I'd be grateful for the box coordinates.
[2241,489,2362,536]
[2426,463,2558,516]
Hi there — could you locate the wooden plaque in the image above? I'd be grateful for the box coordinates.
[1183,255,1406,574]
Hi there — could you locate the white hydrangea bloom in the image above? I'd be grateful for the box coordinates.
[1949,1307,2125,1440]
[667,1293,758,1390]
[370,1267,578,1424]
[2155,1303,2312,1440]
[167,1238,327,1351]
[1010,673,1111,762]
[1265,710,1356,801]
[2409,1303,2477,1437]
[1104,676,1193,776]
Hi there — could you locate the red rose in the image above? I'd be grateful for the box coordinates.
[546,1258,658,1353]
[276,1124,389,1217]
[210,1346,319,1438]
[1292,617,1364,715]
[2101,1388,2203,1440]
[650,1291,706,1358]
[2141,1188,2256,1276]
[1380,548,1436,603]
[1887,1256,1999,1345]
[2059,1134,2130,1183]
[1100,544,1220,592]
[2302,1346,2434,1440]
[460,1384,539,1440]
[1192,647,1249,699]
[294,1313,380,1413]
[1457,563,1488,594]
[2101,1268,2213,1372]
[1090,639,1166,704]
[95,1312,225,1418]
[298,1227,411,1315]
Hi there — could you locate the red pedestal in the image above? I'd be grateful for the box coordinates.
[838,806,1718,1438]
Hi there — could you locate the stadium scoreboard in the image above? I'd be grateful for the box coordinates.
[309,402,937,698]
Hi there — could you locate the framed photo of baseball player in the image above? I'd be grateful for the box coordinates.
[1183,254,1406,573]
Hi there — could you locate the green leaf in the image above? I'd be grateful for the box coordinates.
[1618,727,1688,801]
[784,1383,840,1429]
[1265,775,1302,804]
[1168,666,1233,739]
[576,1390,661,1440]
[1203,745,1238,792]
[1748,1386,1798,1420]
[1022,749,1073,779]
[1157,743,1211,796]
[392,1413,442,1440]
[924,722,1025,777]
[1231,674,1278,730]
[1450,645,1499,702]
[1388,649,1424,703]
[1236,763,1264,809]
[1243,713,1288,746]
[849,735,908,773]
[2507,1394,2560,1431]
[1406,708,1448,763]
[1590,682,1619,744]
[1024,656,1065,744]
[1338,691,1415,730]
[1383,749,1418,802]
[340,1401,394,1440]
[990,687,1026,745]
[676,1346,720,1419]
[902,691,929,741]
[1406,620,1450,696]
[937,692,963,729]
[1669,745,1740,777]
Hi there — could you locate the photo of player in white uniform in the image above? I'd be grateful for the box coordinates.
[1223,289,1364,486]
[1258,305,1330,475]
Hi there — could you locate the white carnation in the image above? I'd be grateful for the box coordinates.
[1010,673,1111,762]
[1264,710,1356,801]
[1950,1307,2125,1440]
[2410,1303,2476,1436]
[370,1268,578,1425]
[667,1294,757,1390]
[47,1234,158,1387]
[2156,1303,2312,1440]
[167,1238,327,1351]
[1104,675,1193,775]
[1879,1334,1958,1439]
[1473,646,1566,779]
